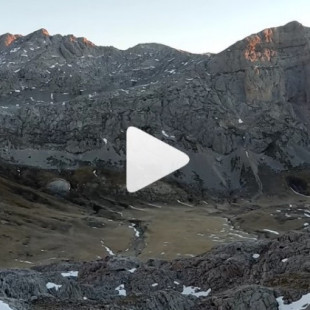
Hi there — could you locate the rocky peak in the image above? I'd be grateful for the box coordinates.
[282,20,304,30]
[209,21,309,73]
[80,36,96,47]
[62,34,96,47]
[31,28,50,37]
[0,33,22,50]
[17,28,52,47]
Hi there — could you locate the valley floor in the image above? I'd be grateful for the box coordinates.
[0,166,309,309]
[0,164,309,267]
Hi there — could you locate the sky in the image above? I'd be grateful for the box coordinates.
[1,0,309,53]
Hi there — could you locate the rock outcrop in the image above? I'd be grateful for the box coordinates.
[46,178,71,196]
[0,21,310,197]
[0,229,309,309]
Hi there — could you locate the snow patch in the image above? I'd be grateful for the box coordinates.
[182,285,211,297]
[161,130,175,139]
[277,293,310,310]
[129,223,140,237]
[10,47,20,53]
[0,301,13,310]
[101,241,115,256]
[46,282,62,291]
[115,284,126,296]
[166,69,176,74]
[263,229,279,235]
[61,271,78,278]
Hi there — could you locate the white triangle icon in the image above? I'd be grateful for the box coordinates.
[126,127,190,193]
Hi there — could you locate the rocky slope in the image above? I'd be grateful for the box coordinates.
[0,229,309,310]
[0,21,310,198]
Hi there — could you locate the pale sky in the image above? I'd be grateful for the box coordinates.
[1,0,309,53]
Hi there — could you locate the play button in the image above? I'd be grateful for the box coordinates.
[126,127,190,193]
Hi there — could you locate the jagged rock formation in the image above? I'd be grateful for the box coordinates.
[0,22,310,197]
[0,229,309,309]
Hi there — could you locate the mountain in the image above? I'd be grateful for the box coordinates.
[0,22,310,310]
[0,22,310,198]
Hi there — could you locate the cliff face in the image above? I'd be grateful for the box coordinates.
[0,21,310,196]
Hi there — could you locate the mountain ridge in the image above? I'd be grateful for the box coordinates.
[0,21,310,199]
[2,20,307,54]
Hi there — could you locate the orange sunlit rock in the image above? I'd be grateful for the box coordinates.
[263,28,273,43]
[41,28,50,36]
[69,35,77,42]
[4,34,22,47]
[82,37,95,47]
[244,35,261,62]
[244,33,276,62]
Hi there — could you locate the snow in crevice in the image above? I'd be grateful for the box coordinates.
[162,130,175,139]
[46,282,62,291]
[101,241,115,256]
[263,229,279,235]
[129,223,140,237]
[10,47,20,53]
[61,271,78,277]
[165,69,176,74]
[14,259,33,264]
